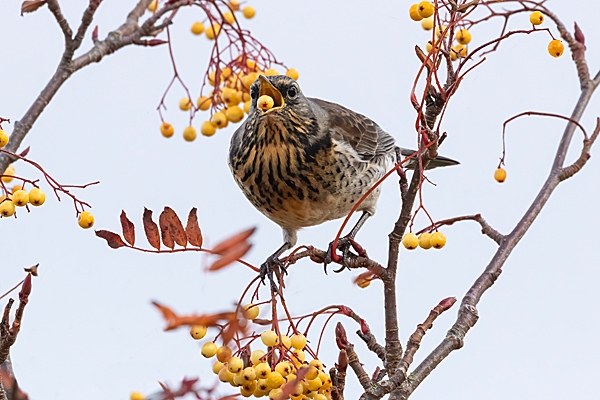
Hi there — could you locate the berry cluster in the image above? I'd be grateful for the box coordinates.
[402,231,446,250]
[188,304,332,400]
[157,0,299,142]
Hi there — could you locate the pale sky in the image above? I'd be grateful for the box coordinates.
[1,1,600,399]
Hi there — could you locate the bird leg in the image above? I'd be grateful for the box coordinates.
[324,211,371,273]
[261,242,292,292]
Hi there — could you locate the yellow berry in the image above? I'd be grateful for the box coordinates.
[309,359,323,371]
[436,25,447,38]
[257,95,274,112]
[11,185,22,194]
[160,122,174,138]
[285,68,299,80]
[211,111,228,129]
[216,345,233,362]
[456,29,471,45]
[206,23,221,40]
[242,304,259,320]
[494,167,507,183]
[0,130,8,148]
[246,59,257,69]
[305,377,322,391]
[430,232,446,249]
[29,188,45,206]
[530,11,544,25]
[12,190,28,207]
[450,44,467,61]
[191,22,205,35]
[218,366,234,383]
[291,349,305,365]
[313,394,327,400]
[426,41,434,53]
[179,97,192,111]
[201,341,218,358]
[269,388,283,400]
[223,12,235,24]
[183,126,197,142]
[208,70,217,86]
[228,0,240,11]
[228,356,244,373]
[226,105,245,123]
[281,335,291,349]
[130,392,145,400]
[242,6,256,19]
[233,371,246,386]
[250,350,266,365]
[356,277,371,288]
[548,39,564,58]
[221,67,232,80]
[242,366,256,381]
[1,164,14,183]
[264,68,279,76]
[409,4,423,21]
[78,211,95,229]
[402,233,419,250]
[197,96,211,111]
[201,121,218,137]
[301,365,317,381]
[254,362,271,379]
[147,0,158,12]
[243,100,252,114]
[240,386,254,398]
[242,72,258,88]
[421,17,433,30]
[418,232,432,250]
[275,362,292,377]
[190,325,207,340]
[261,330,279,347]
[267,371,285,388]
[0,200,15,217]
[212,361,224,374]
[290,333,306,350]
[417,1,434,18]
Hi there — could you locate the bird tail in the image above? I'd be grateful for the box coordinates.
[397,147,460,170]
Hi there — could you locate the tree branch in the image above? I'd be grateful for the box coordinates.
[415,213,504,245]
[559,117,600,181]
[46,0,73,45]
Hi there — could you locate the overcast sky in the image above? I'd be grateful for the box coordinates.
[1,1,600,399]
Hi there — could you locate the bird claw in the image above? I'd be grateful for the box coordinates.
[324,236,353,274]
[260,255,287,292]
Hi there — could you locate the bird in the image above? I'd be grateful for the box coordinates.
[228,75,458,290]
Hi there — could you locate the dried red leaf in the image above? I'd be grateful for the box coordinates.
[211,227,256,255]
[143,208,161,250]
[185,208,203,248]
[120,210,135,246]
[162,207,187,247]
[21,0,47,15]
[207,242,252,271]
[24,263,39,276]
[95,230,127,249]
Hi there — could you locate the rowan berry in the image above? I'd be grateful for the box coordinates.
[242,303,259,319]
[1,164,14,183]
[197,96,211,111]
[78,211,95,229]
[421,17,433,30]
[179,98,192,111]
[402,233,419,250]
[216,345,233,362]
[254,362,271,379]
[530,11,544,25]
[191,22,205,35]
[12,190,28,207]
[269,388,283,400]
[201,341,217,358]
[456,29,471,45]
[147,0,158,12]
[417,2,434,18]
[0,130,8,148]
[0,200,15,217]
[213,361,225,374]
[206,23,221,40]
[548,39,564,57]
[430,232,446,249]
[130,392,145,400]
[218,366,234,383]
[226,106,245,123]
[409,4,423,21]
[29,188,46,206]
[228,356,244,373]
[285,68,299,80]
[211,111,228,128]
[242,366,256,381]
[190,325,207,340]
[242,6,255,19]
[418,232,432,249]
[250,349,266,365]
[160,122,174,138]
[261,330,279,347]
[228,0,240,11]
[183,126,197,142]
[201,121,217,137]
[257,95,274,112]
[494,167,507,183]
[223,12,235,24]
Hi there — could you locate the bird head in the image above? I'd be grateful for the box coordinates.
[249,75,312,120]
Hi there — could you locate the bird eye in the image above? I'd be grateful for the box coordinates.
[287,86,298,98]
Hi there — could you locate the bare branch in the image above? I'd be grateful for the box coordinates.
[416,214,504,245]
[46,0,73,44]
[559,117,600,181]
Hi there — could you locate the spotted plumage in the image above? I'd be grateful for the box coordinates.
[228,75,457,289]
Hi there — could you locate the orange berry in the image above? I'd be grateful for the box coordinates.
[285,68,299,80]
[191,22,205,35]
[160,122,174,138]
[494,167,507,183]
[242,6,255,19]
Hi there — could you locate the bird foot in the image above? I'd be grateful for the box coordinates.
[324,236,367,273]
[260,255,287,292]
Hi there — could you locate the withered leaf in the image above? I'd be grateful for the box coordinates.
[158,209,174,249]
[95,230,127,249]
[21,0,47,15]
[162,206,187,247]
[120,210,135,246]
[211,227,256,255]
[185,208,203,248]
[143,208,161,250]
[208,242,252,272]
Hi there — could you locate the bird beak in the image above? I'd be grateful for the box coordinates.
[258,75,284,112]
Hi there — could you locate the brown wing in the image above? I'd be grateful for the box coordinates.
[310,98,396,161]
